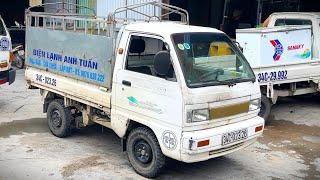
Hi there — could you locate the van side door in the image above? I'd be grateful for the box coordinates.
[112,33,183,135]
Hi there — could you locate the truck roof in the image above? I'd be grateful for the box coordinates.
[124,22,224,36]
[271,12,320,19]
[236,25,311,33]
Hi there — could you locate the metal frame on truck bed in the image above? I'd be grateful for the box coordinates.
[26,2,189,36]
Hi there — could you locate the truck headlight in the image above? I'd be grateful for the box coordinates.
[249,99,261,111]
[187,109,209,123]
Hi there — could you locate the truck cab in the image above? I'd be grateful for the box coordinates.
[267,12,320,59]
[0,15,15,85]
[113,22,264,163]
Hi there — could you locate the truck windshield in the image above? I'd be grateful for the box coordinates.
[0,20,6,36]
[172,33,255,88]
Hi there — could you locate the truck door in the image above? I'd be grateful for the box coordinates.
[114,33,183,128]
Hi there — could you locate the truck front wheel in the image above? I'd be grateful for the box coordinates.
[259,95,272,122]
[126,127,166,178]
[47,99,72,138]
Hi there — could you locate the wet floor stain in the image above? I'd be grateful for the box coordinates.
[260,119,320,179]
[303,136,320,144]
[0,118,48,138]
[61,155,105,178]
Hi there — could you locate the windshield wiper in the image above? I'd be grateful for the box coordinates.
[198,77,254,87]
[223,77,255,86]
[190,76,255,88]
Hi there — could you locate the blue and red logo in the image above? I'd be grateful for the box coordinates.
[270,39,283,61]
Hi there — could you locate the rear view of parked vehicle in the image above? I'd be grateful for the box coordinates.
[237,12,320,121]
[0,15,15,85]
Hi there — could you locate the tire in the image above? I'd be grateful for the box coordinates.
[47,99,73,138]
[259,95,272,122]
[126,127,166,178]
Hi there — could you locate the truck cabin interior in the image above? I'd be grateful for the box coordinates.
[126,36,175,80]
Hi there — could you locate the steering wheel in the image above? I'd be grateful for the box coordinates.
[199,68,224,81]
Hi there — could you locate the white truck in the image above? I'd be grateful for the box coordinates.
[25,2,264,177]
[236,12,320,120]
[0,15,16,85]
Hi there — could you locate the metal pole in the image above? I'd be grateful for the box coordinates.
[256,0,263,26]
[125,0,128,20]
[222,0,229,26]
[62,0,65,13]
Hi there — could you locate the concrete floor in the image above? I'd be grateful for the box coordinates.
[0,69,319,179]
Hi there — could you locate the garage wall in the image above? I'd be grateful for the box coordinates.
[0,0,28,27]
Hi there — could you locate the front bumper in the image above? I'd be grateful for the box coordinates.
[180,116,264,163]
[0,68,16,85]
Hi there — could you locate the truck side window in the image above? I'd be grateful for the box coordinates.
[275,19,312,26]
[126,35,175,80]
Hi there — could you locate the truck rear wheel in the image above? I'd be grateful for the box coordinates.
[259,95,272,122]
[126,127,166,178]
[47,99,72,138]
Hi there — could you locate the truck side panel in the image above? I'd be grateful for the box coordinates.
[25,67,112,110]
[26,27,114,88]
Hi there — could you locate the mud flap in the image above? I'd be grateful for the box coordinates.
[8,68,16,85]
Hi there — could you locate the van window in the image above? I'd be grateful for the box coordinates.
[0,20,6,36]
[126,35,175,80]
[275,19,312,26]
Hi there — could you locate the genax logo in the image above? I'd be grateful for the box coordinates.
[270,39,283,61]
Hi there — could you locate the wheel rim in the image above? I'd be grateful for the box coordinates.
[133,140,153,164]
[51,109,62,129]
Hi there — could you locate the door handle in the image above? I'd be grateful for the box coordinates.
[122,80,131,87]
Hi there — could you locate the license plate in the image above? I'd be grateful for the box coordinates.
[222,129,248,146]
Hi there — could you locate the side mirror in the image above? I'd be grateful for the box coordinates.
[154,51,171,76]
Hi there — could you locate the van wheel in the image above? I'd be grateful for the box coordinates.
[259,95,272,122]
[126,127,166,178]
[47,99,72,138]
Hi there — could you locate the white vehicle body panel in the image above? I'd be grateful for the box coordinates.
[236,12,320,104]
[25,67,112,110]
[181,116,263,162]
[0,16,11,72]
[237,26,312,68]
[0,15,15,85]
[268,12,320,59]
[237,26,320,85]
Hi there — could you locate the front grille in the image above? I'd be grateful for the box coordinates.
[210,102,250,119]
